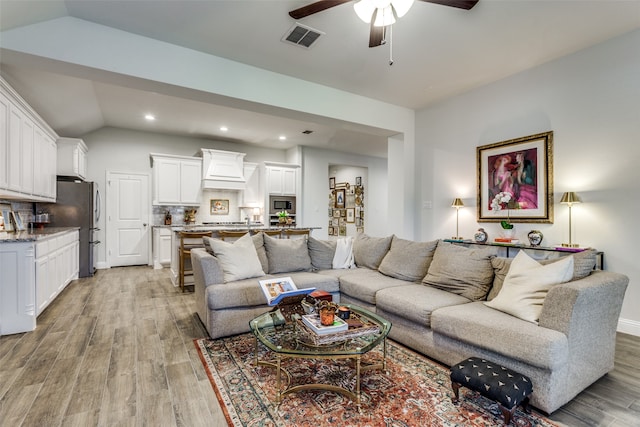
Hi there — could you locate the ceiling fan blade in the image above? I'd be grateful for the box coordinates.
[419,0,479,10]
[368,10,385,48]
[289,0,352,19]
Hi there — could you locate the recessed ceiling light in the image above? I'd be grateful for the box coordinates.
[279,135,287,141]
[220,126,228,132]
[145,114,155,121]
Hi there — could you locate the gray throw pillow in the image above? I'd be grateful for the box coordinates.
[252,232,269,274]
[378,236,438,282]
[206,233,265,283]
[353,233,392,270]
[263,233,312,274]
[204,233,269,274]
[307,236,337,270]
[423,241,497,301]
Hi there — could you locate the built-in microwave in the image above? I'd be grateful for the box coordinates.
[269,196,296,214]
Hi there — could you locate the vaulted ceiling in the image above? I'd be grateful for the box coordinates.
[1,0,639,157]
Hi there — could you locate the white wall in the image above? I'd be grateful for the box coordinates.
[300,146,388,240]
[416,29,640,333]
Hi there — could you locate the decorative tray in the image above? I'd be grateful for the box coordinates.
[295,314,380,346]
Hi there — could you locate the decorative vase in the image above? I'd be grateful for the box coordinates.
[278,217,286,225]
[474,228,488,243]
[319,308,335,326]
[528,230,544,247]
[286,217,293,226]
[501,225,516,239]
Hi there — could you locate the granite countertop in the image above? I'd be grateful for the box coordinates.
[162,224,321,232]
[0,227,81,243]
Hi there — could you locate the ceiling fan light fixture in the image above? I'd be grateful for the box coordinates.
[354,0,413,25]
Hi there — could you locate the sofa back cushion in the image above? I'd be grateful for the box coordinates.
[423,241,497,301]
[487,248,598,301]
[204,233,265,283]
[307,236,337,270]
[264,233,312,274]
[378,237,438,282]
[353,233,392,269]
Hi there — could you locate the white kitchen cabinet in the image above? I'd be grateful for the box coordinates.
[151,154,202,206]
[0,241,36,335]
[265,163,299,196]
[34,230,79,316]
[0,76,57,202]
[33,126,57,199]
[153,227,172,269]
[57,137,88,180]
[242,162,261,206]
[0,92,9,189]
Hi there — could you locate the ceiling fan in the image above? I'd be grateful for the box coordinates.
[289,0,479,48]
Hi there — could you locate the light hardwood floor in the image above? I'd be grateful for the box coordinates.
[0,266,638,426]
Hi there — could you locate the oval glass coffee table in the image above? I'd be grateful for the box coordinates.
[249,304,392,406]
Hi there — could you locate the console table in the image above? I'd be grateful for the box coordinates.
[443,239,604,270]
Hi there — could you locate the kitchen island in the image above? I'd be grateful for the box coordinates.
[154,224,320,287]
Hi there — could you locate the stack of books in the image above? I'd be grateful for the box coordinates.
[301,314,348,335]
[494,237,519,244]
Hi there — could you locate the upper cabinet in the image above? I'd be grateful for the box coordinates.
[57,137,88,180]
[264,162,299,196]
[151,154,202,206]
[0,77,57,202]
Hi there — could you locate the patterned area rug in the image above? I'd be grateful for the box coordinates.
[194,334,559,427]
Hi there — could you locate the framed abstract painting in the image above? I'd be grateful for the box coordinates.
[477,131,554,223]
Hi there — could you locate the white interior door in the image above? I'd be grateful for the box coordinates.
[106,171,150,267]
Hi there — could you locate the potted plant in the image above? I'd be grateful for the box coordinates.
[491,191,519,238]
[277,210,289,225]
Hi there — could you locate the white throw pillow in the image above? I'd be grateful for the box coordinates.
[484,250,574,324]
[208,233,265,283]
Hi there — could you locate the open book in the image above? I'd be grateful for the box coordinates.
[259,276,315,306]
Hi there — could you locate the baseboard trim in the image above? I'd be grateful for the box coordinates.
[618,318,640,337]
[96,262,108,270]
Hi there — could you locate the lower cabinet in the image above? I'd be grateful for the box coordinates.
[153,227,172,269]
[35,230,79,315]
[0,230,79,335]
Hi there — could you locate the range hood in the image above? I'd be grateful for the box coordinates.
[200,149,246,190]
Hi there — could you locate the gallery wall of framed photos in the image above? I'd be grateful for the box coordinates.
[328,173,365,237]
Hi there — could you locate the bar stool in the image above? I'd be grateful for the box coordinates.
[284,229,310,239]
[262,229,283,238]
[217,230,250,241]
[179,230,213,292]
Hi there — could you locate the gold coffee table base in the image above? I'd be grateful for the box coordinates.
[254,338,387,406]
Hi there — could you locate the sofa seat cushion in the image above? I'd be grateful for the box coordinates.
[315,267,370,280]
[431,302,568,370]
[207,273,338,310]
[339,270,412,305]
[376,284,471,328]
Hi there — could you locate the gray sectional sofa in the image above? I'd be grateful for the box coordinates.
[191,231,628,414]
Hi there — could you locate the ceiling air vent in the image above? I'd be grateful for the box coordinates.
[282,23,324,49]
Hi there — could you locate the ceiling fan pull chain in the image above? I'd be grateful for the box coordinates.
[389,25,394,66]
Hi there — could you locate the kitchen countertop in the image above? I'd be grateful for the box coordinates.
[155,224,320,232]
[0,227,80,243]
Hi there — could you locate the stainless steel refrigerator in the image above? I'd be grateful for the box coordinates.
[37,180,101,277]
